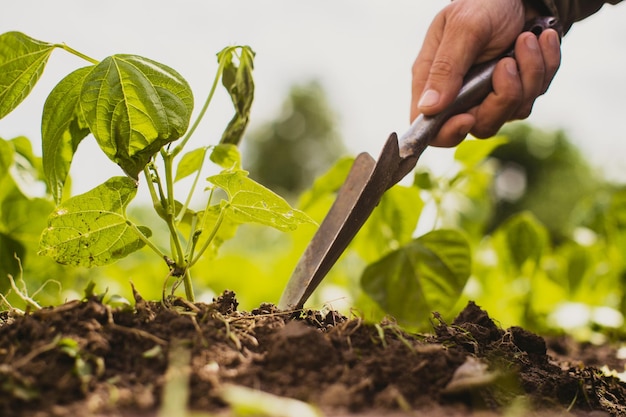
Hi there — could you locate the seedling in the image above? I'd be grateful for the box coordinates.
[0,32,314,302]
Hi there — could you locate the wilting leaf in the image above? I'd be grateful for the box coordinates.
[42,66,92,203]
[0,32,55,119]
[39,176,151,267]
[361,229,471,326]
[208,170,315,232]
[80,54,193,178]
[218,46,255,146]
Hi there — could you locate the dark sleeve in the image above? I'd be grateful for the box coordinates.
[528,0,622,33]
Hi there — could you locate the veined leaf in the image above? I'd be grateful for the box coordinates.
[175,147,208,182]
[80,54,194,179]
[208,170,315,232]
[361,229,471,326]
[42,66,92,203]
[0,32,55,119]
[218,46,255,146]
[39,176,151,267]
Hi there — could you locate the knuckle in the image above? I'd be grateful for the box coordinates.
[428,55,456,81]
[471,125,499,139]
[514,104,534,120]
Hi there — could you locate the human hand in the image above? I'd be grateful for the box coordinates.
[410,0,561,147]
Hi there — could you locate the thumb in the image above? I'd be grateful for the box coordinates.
[417,26,491,115]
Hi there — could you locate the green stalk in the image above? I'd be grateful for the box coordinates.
[181,269,195,302]
[189,204,226,267]
[56,44,99,65]
[176,147,209,224]
[170,59,227,158]
[144,166,164,212]
[126,220,167,260]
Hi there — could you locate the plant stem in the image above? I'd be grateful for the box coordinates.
[170,59,226,158]
[55,43,99,65]
[189,204,226,267]
[126,220,167,259]
[144,166,163,212]
[181,269,195,302]
[176,147,209,224]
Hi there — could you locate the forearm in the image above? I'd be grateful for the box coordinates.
[525,0,622,32]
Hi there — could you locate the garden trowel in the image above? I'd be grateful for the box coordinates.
[278,17,562,310]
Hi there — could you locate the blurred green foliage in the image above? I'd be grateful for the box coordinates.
[2,69,626,341]
[244,80,346,198]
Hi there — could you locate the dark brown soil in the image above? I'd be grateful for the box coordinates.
[1,291,626,417]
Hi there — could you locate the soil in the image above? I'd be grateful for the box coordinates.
[1,290,626,417]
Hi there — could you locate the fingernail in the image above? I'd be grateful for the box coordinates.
[418,89,440,108]
[505,60,518,77]
[525,35,539,50]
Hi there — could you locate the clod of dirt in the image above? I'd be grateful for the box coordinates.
[1,295,626,417]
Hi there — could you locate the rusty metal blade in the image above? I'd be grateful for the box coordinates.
[278,133,402,310]
[278,16,562,311]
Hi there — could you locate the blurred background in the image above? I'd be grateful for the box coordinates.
[1,1,625,337]
[1,1,625,188]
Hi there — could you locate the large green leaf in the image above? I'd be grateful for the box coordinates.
[208,170,315,232]
[218,46,255,146]
[39,176,151,267]
[42,66,92,203]
[361,229,471,326]
[80,54,194,178]
[354,185,423,261]
[0,32,55,119]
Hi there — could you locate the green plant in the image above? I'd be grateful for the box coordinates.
[0,32,314,302]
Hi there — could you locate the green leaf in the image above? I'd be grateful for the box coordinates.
[498,211,549,271]
[218,46,255,146]
[355,185,423,261]
[210,143,241,170]
[80,54,194,178]
[39,176,151,267]
[0,233,25,287]
[42,66,92,203]
[208,170,315,232]
[454,136,508,168]
[175,147,208,182]
[413,170,433,190]
[0,137,14,180]
[0,32,55,119]
[361,229,471,326]
[298,156,354,211]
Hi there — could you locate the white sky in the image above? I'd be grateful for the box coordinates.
[1,1,625,197]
